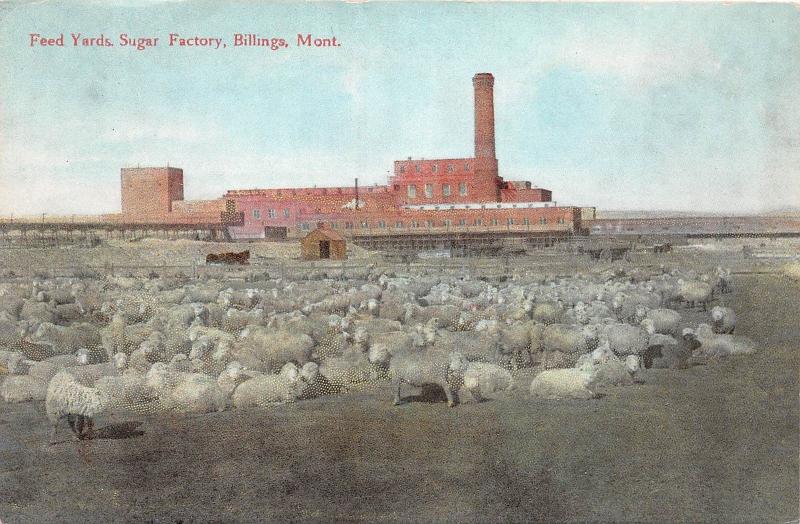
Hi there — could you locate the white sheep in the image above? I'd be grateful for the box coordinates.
[28,322,101,356]
[531,301,563,325]
[217,361,250,398]
[710,306,736,334]
[693,324,755,357]
[677,280,713,310]
[389,349,469,407]
[1,375,48,402]
[232,362,305,408]
[0,350,27,375]
[145,363,226,414]
[529,368,596,400]
[232,328,314,373]
[637,307,682,337]
[601,323,649,357]
[46,370,110,442]
[26,354,81,383]
[298,361,336,399]
[320,348,379,388]
[462,362,514,402]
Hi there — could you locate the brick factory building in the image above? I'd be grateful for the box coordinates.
[107,73,588,247]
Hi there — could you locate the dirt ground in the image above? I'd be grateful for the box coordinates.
[0,270,797,523]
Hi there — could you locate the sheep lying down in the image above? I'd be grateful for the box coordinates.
[530,346,641,400]
[462,362,514,402]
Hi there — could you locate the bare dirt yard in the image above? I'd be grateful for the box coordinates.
[0,269,797,523]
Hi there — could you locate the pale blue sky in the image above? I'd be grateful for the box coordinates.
[1,1,798,214]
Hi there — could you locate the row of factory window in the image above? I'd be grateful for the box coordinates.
[252,208,292,219]
[298,216,566,231]
[398,162,471,174]
[408,182,467,199]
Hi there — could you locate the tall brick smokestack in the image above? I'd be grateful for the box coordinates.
[473,73,496,159]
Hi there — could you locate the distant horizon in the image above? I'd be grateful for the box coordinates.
[1,2,798,216]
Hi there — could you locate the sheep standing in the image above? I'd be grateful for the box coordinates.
[46,370,110,442]
[710,306,736,334]
[389,349,469,407]
[678,280,713,310]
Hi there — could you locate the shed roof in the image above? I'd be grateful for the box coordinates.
[302,225,344,242]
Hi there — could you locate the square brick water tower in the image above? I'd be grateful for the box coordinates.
[120,167,184,218]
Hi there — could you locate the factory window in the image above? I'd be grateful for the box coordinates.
[395,221,404,229]
[283,208,290,218]
[425,184,433,198]
[331,222,339,229]
[474,218,483,226]
[432,164,438,173]
[523,218,530,225]
[301,223,310,231]
[458,219,466,226]
[268,209,276,218]
[447,164,454,173]
[464,163,471,171]
[345,222,354,229]
[507,218,514,225]
[407,185,416,198]
[415,164,421,173]
[558,217,566,224]
[411,220,419,228]
[442,184,451,197]
[399,165,405,173]
[378,220,386,228]
[490,218,498,226]
[252,209,261,219]
[459,182,467,196]
[426,220,434,227]
[360,221,368,228]
[444,219,452,227]
[539,217,547,225]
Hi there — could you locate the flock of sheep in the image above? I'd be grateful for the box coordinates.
[0,262,754,443]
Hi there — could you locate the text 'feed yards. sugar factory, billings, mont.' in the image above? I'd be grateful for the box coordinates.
[29,32,340,50]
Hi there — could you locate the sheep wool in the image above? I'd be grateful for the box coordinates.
[1,375,48,402]
[529,368,597,400]
[463,362,514,402]
[45,371,109,424]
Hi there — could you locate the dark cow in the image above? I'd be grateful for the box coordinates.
[206,250,250,265]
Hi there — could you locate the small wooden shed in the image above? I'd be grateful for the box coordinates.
[301,223,346,260]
